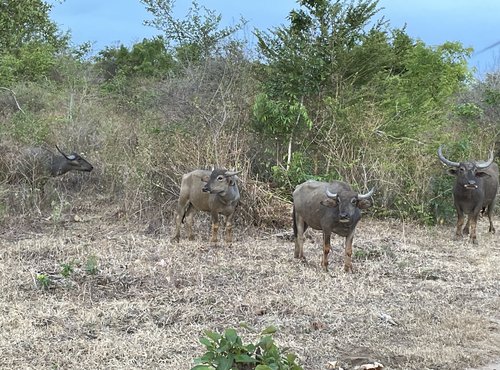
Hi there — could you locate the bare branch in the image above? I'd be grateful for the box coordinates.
[0,87,25,114]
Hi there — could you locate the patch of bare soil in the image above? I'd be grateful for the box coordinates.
[0,214,499,369]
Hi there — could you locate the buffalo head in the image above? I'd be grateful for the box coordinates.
[437,145,493,190]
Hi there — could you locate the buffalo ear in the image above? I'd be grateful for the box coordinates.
[201,175,210,182]
[475,170,490,178]
[320,198,338,208]
[228,175,238,186]
[357,199,372,210]
[447,168,458,176]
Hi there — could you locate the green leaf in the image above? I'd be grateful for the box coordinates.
[224,328,238,344]
[234,354,256,363]
[191,366,214,370]
[216,357,232,370]
[255,366,273,370]
[199,337,213,348]
[260,326,277,335]
[205,330,221,342]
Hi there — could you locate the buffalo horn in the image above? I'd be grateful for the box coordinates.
[358,187,375,200]
[224,170,241,177]
[325,189,338,199]
[437,145,459,167]
[55,145,70,160]
[475,150,495,169]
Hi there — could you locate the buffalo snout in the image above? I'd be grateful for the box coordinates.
[339,212,350,222]
[464,180,478,189]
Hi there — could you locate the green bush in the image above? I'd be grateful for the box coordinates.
[192,326,302,370]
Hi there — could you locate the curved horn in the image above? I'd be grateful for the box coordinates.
[55,145,70,159]
[357,187,375,200]
[437,145,459,167]
[224,170,241,177]
[325,189,338,199]
[476,150,495,169]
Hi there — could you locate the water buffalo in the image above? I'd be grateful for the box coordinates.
[172,169,240,245]
[8,145,93,189]
[292,180,374,272]
[438,145,498,244]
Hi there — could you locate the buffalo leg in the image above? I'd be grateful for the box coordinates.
[455,209,465,240]
[224,212,235,245]
[185,207,196,241]
[322,232,331,271]
[469,214,479,245]
[294,216,306,259]
[210,212,219,244]
[344,233,354,273]
[172,201,188,242]
[463,217,470,235]
[486,205,496,234]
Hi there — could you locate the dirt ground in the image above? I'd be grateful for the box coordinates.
[0,211,499,370]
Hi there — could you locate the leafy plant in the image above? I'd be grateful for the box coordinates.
[192,326,302,370]
[36,273,51,290]
[60,261,74,278]
[85,255,99,275]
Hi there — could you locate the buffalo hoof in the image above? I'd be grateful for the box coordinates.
[471,238,478,245]
[490,227,496,234]
[344,264,354,273]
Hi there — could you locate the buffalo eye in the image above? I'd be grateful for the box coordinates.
[217,175,224,181]
[351,198,357,205]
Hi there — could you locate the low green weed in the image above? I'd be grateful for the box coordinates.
[192,326,302,370]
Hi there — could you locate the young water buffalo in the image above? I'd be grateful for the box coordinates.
[438,145,499,244]
[172,169,240,245]
[293,180,374,272]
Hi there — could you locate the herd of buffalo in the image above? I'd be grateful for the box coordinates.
[13,144,499,271]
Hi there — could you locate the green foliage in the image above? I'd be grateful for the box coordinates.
[0,0,67,52]
[455,102,483,120]
[85,255,99,275]
[6,112,51,144]
[60,261,74,278]
[140,0,245,62]
[271,152,328,194]
[192,326,302,370]
[36,273,51,290]
[96,37,174,80]
[0,0,68,84]
[0,42,60,85]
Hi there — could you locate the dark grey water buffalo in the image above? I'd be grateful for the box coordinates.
[292,180,374,272]
[10,145,93,188]
[172,169,240,245]
[438,145,499,244]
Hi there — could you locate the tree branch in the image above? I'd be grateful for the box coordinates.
[0,87,25,114]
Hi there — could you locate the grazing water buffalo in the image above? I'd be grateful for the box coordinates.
[292,180,374,272]
[438,145,499,244]
[8,145,93,189]
[172,169,240,245]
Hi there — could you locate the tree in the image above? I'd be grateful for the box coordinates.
[253,0,385,175]
[140,0,245,63]
[0,0,67,51]
[0,0,69,84]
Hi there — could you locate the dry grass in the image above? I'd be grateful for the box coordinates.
[0,210,499,370]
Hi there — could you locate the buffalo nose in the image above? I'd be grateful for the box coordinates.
[340,212,349,220]
[468,180,476,185]
[202,185,210,193]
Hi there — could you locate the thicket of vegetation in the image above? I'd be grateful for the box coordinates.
[0,0,499,227]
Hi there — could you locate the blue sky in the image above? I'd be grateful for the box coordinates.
[50,0,500,77]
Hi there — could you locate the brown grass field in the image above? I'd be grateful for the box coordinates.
[0,207,499,370]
